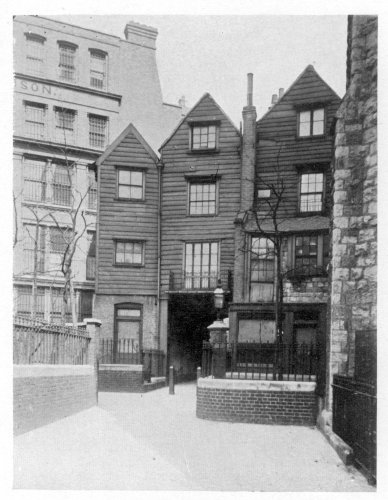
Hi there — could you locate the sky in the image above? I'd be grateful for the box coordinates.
[47,14,348,126]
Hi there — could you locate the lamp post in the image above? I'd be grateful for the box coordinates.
[213,279,225,321]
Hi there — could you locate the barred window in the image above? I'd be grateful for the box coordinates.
[117,169,144,200]
[191,125,217,150]
[115,241,144,266]
[15,285,45,319]
[23,157,47,202]
[52,163,72,206]
[184,242,219,289]
[50,287,72,323]
[24,102,46,139]
[86,231,96,280]
[90,50,107,89]
[49,227,71,254]
[88,169,97,209]
[25,34,45,75]
[189,181,216,215]
[300,173,324,212]
[58,42,77,82]
[55,107,76,144]
[89,114,107,148]
[23,224,46,274]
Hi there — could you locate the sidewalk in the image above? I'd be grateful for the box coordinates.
[14,382,375,491]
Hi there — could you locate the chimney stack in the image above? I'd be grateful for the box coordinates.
[124,21,158,49]
[247,73,253,106]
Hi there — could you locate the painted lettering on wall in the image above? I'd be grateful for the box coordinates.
[18,80,52,95]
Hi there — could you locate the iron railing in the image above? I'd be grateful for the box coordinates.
[169,269,233,292]
[98,339,166,380]
[332,375,376,484]
[201,341,319,381]
[13,315,90,365]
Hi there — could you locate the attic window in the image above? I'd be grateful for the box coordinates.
[191,124,218,150]
[297,108,325,137]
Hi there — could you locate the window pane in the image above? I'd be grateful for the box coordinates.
[313,120,324,136]
[117,308,141,318]
[130,186,143,199]
[131,171,143,186]
[118,185,131,198]
[299,121,310,137]
[313,108,324,121]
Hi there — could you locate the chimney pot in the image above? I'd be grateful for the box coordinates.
[247,73,253,106]
[279,87,285,99]
[271,94,278,105]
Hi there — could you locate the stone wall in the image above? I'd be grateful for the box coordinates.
[328,16,377,406]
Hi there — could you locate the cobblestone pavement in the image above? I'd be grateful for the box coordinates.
[14,382,375,491]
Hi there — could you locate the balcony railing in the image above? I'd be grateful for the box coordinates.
[201,341,319,381]
[169,269,233,292]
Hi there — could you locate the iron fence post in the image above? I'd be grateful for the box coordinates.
[169,365,175,395]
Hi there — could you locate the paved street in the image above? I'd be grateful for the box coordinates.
[14,382,375,491]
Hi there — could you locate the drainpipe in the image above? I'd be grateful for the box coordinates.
[156,158,164,351]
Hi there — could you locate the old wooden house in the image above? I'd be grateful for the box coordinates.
[230,66,341,395]
[158,93,241,380]
[93,124,161,356]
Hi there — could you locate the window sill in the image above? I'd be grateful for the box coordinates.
[295,134,326,141]
[113,264,144,268]
[113,198,146,203]
[297,210,326,217]
[186,149,220,155]
[23,200,72,210]
[187,213,218,218]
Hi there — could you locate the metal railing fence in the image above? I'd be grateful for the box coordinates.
[333,375,376,485]
[13,315,90,365]
[98,338,166,380]
[201,341,319,381]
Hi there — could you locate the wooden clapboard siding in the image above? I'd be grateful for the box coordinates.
[256,66,341,222]
[96,125,159,295]
[160,93,241,291]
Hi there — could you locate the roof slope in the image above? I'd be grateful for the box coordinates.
[159,92,240,151]
[258,65,341,124]
[96,123,159,166]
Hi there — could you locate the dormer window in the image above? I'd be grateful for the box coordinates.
[297,108,325,137]
[191,124,218,150]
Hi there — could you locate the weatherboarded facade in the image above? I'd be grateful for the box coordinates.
[94,124,160,349]
[231,66,341,397]
[159,94,241,379]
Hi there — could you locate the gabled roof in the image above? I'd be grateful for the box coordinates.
[257,65,341,124]
[96,123,159,166]
[159,92,240,151]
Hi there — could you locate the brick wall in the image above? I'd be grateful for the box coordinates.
[98,364,144,392]
[94,294,158,349]
[197,378,317,426]
[14,365,96,435]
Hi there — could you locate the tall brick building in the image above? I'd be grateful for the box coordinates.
[13,15,183,322]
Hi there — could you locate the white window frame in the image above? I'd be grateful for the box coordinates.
[297,108,325,137]
[89,49,107,90]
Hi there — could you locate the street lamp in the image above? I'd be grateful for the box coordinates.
[214,279,225,321]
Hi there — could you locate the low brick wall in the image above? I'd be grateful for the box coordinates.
[14,365,97,435]
[197,378,317,426]
[98,364,145,392]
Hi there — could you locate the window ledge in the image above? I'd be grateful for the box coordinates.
[22,200,73,211]
[113,264,144,268]
[295,134,326,141]
[113,198,146,203]
[186,149,220,155]
[187,214,218,218]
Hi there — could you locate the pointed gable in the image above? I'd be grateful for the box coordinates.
[159,93,240,152]
[258,65,341,126]
[96,123,158,167]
